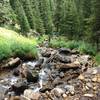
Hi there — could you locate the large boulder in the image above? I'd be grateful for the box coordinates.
[8,79,28,95]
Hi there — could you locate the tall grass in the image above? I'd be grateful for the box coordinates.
[95,53,100,65]
[0,27,37,61]
[50,39,96,56]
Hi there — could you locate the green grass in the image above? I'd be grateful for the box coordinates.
[0,27,37,61]
[50,38,96,56]
[95,53,100,65]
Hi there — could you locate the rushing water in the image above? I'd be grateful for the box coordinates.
[0,53,50,94]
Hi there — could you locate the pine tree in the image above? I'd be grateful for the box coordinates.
[59,0,79,39]
[93,0,100,50]
[30,0,45,34]
[10,0,30,33]
[19,0,36,30]
[54,0,62,33]
[38,0,54,34]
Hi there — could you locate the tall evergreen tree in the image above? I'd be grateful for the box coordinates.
[19,0,36,30]
[93,0,100,50]
[10,0,30,33]
[30,0,45,34]
[59,0,79,39]
[38,0,54,34]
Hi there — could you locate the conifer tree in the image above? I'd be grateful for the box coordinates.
[38,0,54,34]
[30,0,45,34]
[19,0,36,30]
[10,0,30,33]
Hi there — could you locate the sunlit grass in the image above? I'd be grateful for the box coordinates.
[95,53,100,65]
[0,27,37,61]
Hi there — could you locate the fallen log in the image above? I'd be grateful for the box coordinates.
[1,57,21,70]
[55,61,80,69]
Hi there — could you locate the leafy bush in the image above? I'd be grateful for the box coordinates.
[0,27,37,61]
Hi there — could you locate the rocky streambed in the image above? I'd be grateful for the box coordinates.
[0,47,100,100]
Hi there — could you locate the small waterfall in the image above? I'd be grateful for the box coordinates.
[39,69,46,88]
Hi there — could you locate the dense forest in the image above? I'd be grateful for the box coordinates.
[0,0,100,46]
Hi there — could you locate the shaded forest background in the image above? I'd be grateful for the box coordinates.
[0,0,100,50]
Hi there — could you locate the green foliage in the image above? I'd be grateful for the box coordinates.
[0,38,12,60]
[78,41,96,55]
[0,27,37,61]
[20,0,36,29]
[50,38,96,55]
[95,53,100,65]
[37,35,49,46]
[10,0,30,33]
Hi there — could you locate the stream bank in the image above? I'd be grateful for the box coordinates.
[0,47,100,100]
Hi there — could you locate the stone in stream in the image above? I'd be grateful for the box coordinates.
[35,58,44,68]
[20,64,39,82]
[13,68,20,76]
[41,49,52,57]
[39,84,53,93]
[7,79,28,95]
[0,84,9,100]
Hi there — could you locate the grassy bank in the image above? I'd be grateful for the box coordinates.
[37,35,96,56]
[0,27,37,61]
[37,35,100,65]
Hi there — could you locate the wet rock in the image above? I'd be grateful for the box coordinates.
[0,84,8,100]
[56,53,71,63]
[58,48,72,55]
[13,68,20,76]
[52,77,64,87]
[24,89,41,100]
[64,85,75,94]
[20,64,39,82]
[40,85,53,93]
[59,72,65,78]
[8,79,28,95]
[41,49,51,57]
[35,58,44,68]
[51,88,65,97]
[86,83,93,89]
